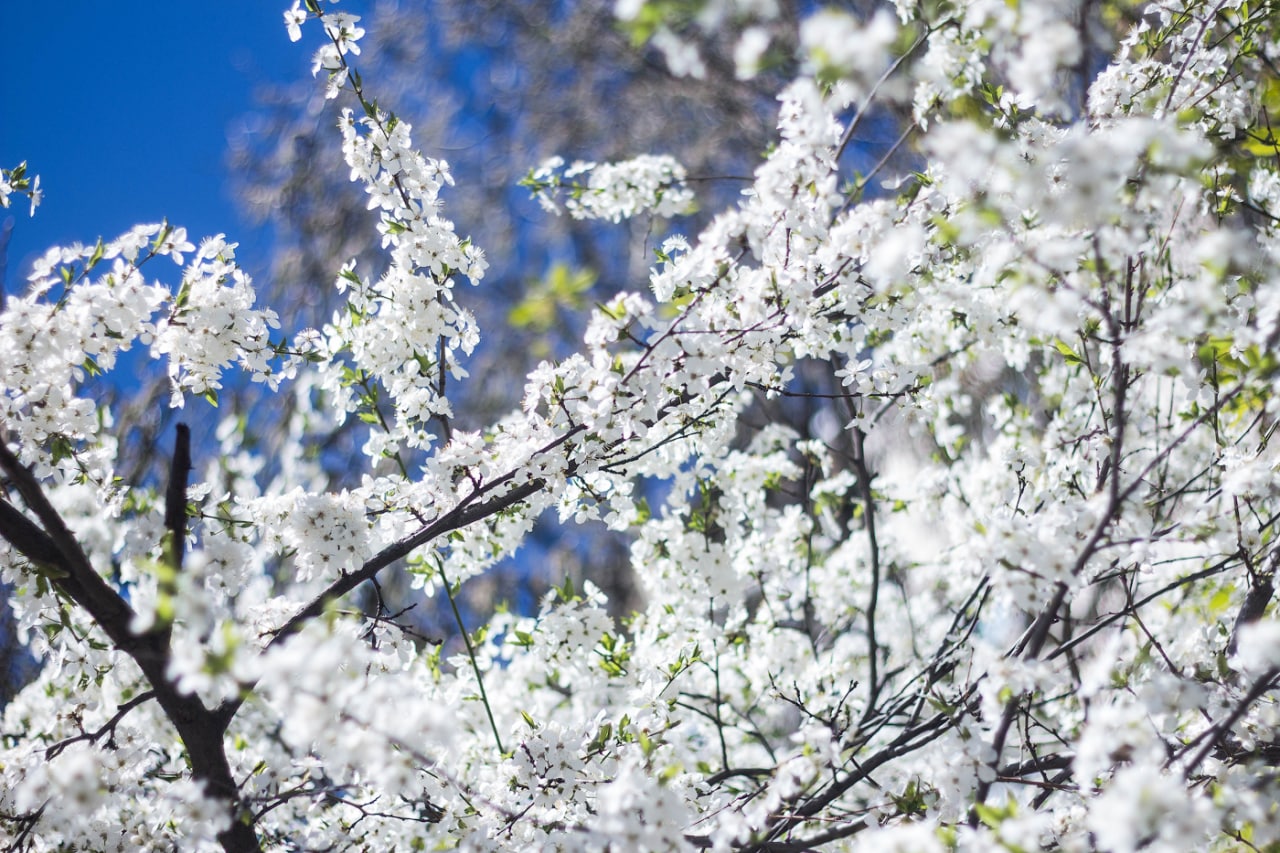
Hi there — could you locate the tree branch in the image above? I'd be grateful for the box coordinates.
[46,690,157,759]
[0,438,261,853]
[164,422,192,572]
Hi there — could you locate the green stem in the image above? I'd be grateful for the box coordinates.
[437,558,505,754]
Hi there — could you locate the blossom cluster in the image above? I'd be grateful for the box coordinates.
[0,161,41,217]
[0,226,290,477]
[524,154,696,223]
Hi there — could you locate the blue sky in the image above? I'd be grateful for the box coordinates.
[3,3,350,289]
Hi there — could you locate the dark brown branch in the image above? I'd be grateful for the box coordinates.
[0,440,261,853]
[972,285,1145,821]
[0,497,65,568]
[1227,572,1274,657]
[212,457,568,730]
[164,423,192,572]
[998,752,1073,778]
[264,470,550,648]
[46,690,157,759]
[1045,557,1237,663]
[742,706,962,850]
[848,425,883,716]
[704,766,775,785]
[1181,667,1280,777]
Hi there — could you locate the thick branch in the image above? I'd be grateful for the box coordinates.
[164,422,192,572]
[0,438,260,853]
[1226,572,1274,657]
[0,442,140,651]
[0,496,65,568]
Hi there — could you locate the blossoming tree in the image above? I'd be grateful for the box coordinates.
[3,0,1280,850]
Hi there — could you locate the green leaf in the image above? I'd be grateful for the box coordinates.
[508,263,596,331]
[632,497,651,526]
[1208,587,1232,616]
[1052,338,1085,367]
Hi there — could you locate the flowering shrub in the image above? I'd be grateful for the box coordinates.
[3,0,1280,851]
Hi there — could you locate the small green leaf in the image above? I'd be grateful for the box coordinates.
[1052,338,1084,367]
